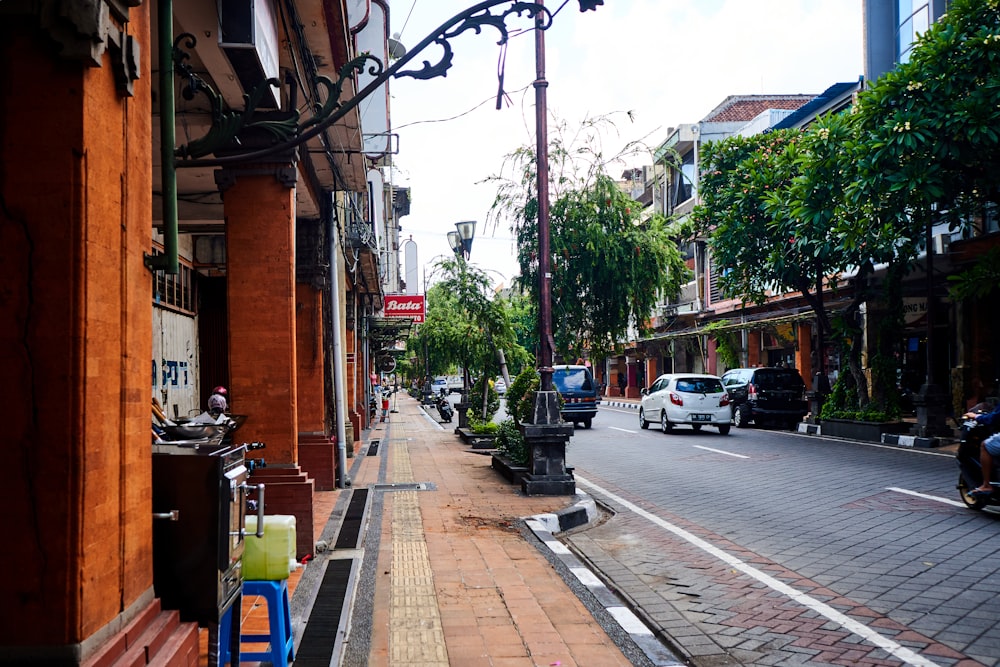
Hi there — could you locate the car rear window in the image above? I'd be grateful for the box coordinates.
[676,377,724,393]
[753,370,803,389]
[553,368,595,392]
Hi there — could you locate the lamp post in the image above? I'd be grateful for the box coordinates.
[447,221,477,430]
[517,0,602,496]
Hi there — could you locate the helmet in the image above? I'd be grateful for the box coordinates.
[213,386,227,395]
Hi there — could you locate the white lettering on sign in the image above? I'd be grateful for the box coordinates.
[385,299,422,310]
[384,294,425,322]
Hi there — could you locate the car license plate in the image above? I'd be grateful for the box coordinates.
[692,414,712,422]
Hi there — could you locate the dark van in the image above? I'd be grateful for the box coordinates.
[721,367,808,429]
[552,364,600,429]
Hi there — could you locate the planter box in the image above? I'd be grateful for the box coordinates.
[820,418,910,443]
[457,428,497,449]
[491,453,528,485]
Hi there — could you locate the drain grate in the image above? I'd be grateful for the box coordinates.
[372,482,430,491]
[367,440,379,456]
[293,559,353,666]
[334,488,368,550]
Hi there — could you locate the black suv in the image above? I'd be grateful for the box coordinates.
[721,367,808,429]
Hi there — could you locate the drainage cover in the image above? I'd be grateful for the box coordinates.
[372,482,433,491]
[334,488,368,550]
[293,559,353,666]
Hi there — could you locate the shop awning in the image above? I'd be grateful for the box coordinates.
[367,316,414,355]
[640,307,820,343]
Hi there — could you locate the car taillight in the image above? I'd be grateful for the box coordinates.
[719,393,730,406]
[669,392,683,406]
[748,383,757,398]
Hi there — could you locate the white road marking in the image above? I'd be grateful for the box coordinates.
[575,474,944,667]
[693,445,749,459]
[886,486,967,508]
[608,426,638,434]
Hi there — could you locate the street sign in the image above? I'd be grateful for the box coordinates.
[384,294,425,323]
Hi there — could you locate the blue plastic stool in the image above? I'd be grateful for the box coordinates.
[218,579,294,667]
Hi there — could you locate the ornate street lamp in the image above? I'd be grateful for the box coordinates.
[455,220,476,259]
[447,231,462,256]
[446,220,477,428]
[447,220,476,261]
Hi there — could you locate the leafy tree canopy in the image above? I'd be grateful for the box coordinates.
[407,257,530,384]
[850,0,1000,230]
[487,117,690,361]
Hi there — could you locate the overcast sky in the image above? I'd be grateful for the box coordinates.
[385,0,864,291]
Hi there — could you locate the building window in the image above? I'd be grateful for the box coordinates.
[670,152,697,209]
[151,248,196,315]
[897,0,930,64]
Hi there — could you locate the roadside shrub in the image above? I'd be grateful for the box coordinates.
[507,368,539,424]
[470,374,500,421]
[494,418,528,465]
[820,374,897,422]
[466,411,500,434]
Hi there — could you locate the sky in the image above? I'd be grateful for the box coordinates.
[385,0,864,292]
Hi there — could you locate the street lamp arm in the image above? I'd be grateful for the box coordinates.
[172,1,554,169]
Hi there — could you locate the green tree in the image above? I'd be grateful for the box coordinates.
[850,0,1000,290]
[408,256,529,418]
[693,116,907,415]
[487,118,690,363]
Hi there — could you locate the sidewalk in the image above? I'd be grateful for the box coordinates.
[205,394,672,666]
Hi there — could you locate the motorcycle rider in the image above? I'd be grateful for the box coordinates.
[964,400,1000,497]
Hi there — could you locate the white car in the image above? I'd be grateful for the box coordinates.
[431,377,449,395]
[639,373,732,435]
[494,377,507,395]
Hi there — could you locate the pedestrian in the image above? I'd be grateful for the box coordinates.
[208,385,228,416]
[618,371,627,397]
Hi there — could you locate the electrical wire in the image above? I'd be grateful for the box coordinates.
[393,83,531,130]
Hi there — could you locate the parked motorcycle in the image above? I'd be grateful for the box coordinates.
[436,392,454,423]
[956,406,1000,510]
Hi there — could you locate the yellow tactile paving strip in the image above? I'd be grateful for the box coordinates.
[388,439,449,666]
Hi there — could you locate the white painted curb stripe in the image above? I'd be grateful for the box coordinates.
[570,566,604,588]
[607,606,654,635]
[576,474,944,667]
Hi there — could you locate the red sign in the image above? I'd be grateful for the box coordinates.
[384,294,425,323]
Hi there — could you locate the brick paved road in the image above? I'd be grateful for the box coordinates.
[560,407,1000,666]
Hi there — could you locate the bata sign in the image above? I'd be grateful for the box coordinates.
[384,294,425,323]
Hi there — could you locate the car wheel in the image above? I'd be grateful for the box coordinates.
[583,418,592,429]
[639,409,649,429]
[718,424,731,435]
[734,404,751,428]
[958,473,988,510]
[660,410,673,433]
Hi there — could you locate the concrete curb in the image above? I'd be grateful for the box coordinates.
[524,500,683,667]
[881,433,942,448]
[603,400,639,410]
[525,493,598,534]
[796,422,945,448]
[797,422,821,435]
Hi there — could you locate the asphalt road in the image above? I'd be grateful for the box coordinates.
[557,403,1000,666]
